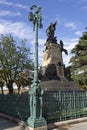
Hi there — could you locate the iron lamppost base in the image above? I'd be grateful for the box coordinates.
[27,117,47,129]
[27,82,47,129]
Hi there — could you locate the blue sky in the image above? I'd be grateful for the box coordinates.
[0,0,87,66]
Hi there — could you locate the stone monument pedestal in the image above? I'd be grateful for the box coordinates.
[39,42,80,91]
[42,43,64,78]
[41,80,80,92]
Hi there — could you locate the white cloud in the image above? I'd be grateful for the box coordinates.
[75,30,82,37]
[63,38,78,51]
[0,19,34,40]
[38,39,46,46]
[62,38,79,66]
[0,0,29,10]
[81,6,87,10]
[65,22,76,29]
[62,53,71,66]
[0,10,21,16]
[0,24,6,33]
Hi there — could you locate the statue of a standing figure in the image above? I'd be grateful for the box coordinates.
[46,21,57,43]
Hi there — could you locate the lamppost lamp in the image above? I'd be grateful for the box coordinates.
[27,5,47,130]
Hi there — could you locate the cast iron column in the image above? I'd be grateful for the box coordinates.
[27,5,47,129]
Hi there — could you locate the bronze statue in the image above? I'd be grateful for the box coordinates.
[46,21,57,43]
[60,40,68,55]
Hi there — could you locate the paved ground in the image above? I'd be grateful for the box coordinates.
[53,121,87,130]
[0,116,24,130]
[67,122,87,130]
[0,115,87,130]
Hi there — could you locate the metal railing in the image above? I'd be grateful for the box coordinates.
[44,91,87,123]
[0,93,29,121]
[0,91,87,123]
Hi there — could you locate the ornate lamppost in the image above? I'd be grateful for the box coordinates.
[27,5,47,130]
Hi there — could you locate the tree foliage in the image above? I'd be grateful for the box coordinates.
[0,34,33,94]
[70,27,87,89]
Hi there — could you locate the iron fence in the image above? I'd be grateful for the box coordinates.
[0,91,87,123]
[0,93,29,121]
[44,91,87,123]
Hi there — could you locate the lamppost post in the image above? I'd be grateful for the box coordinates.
[27,5,47,130]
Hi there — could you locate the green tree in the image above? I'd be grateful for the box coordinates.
[70,27,87,89]
[0,34,33,94]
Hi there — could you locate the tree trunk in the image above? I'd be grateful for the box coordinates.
[18,86,21,94]
[1,86,4,94]
[8,86,13,94]
[7,80,14,94]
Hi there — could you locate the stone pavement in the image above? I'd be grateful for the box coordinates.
[0,114,87,130]
[54,121,87,130]
[0,116,24,130]
[48,117,87,130]
[68,122,87,130]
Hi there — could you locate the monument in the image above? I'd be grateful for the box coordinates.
[39,22,80,91]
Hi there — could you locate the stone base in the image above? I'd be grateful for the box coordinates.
[41,79,80,91]
[25,126,47,130]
